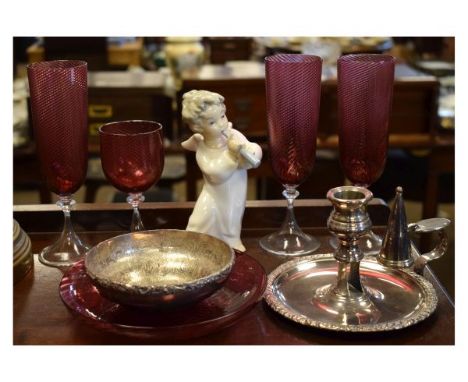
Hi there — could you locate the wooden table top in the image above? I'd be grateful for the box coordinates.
[13,200,454,345]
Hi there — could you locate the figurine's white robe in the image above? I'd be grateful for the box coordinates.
[182,130,262,251]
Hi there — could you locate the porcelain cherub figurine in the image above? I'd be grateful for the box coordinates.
[181,90,262,252]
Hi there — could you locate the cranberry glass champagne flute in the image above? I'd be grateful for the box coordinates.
[337,54,395,252]
[99,121,164,231]
[27,60,90,268]
[260,54,322,256]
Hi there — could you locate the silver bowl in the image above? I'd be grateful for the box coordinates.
[85,230,235,309]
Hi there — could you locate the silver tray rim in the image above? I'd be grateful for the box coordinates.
[264,253,438,333]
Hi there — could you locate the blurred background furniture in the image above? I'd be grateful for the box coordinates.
[43,37,108,70]
[26,37,144,70]
[204,37,254,64]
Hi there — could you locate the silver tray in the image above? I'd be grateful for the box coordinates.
[264,253,438,332]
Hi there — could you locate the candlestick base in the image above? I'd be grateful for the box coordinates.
[264,253,437,332]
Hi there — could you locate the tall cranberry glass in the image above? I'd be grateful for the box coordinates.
[99,121,164,231]
[259,54,322,256]
[27,60,90,268]
[337,54,395,253]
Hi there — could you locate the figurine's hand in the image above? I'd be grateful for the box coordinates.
[227,138,244,154]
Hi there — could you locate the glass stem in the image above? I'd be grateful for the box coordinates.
[281,185,300,234]
[57,195,77,244]
[127,193,145,231]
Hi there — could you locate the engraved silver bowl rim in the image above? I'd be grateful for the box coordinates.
[264,253,438,332]
[84,229,235,299]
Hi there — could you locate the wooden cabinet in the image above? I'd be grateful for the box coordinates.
[26,38,144,70]
[205,37,253,64]
[178,65,267,139]
[179,78,266,139]
[319,79,439,137]
[87,72,174,142]
[88,89,173,142]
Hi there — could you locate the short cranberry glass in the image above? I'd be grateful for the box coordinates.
[336,54,395,253]
[259,54,322,256]
[99,121,164,231]
[27,60,90,268]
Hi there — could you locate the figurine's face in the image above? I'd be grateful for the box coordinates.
[200,104,229,139]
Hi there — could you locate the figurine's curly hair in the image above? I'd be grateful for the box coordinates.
[182,90,225,132]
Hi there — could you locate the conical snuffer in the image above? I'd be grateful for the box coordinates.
[377,187,413,268]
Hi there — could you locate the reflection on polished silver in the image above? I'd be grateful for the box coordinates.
[410,218,450,275]
[85,229,235,309]
[264,253,438,332]
[378,187,451,274]
[264,185,438,332]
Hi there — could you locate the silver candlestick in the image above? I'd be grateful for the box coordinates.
[265,185,439,332]
[314,186,380,325]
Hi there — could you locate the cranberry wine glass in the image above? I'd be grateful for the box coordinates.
[99,121,164,231]
[337,54,395,253]
[27,60,90,268]
[259,54,322,256]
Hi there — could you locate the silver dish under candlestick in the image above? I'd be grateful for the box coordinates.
[264,186,438,332]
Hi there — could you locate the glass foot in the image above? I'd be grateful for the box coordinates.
[260,231,320,256]
[260,186,320,256]
[329,230,382,255]
[39,230,90,268]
